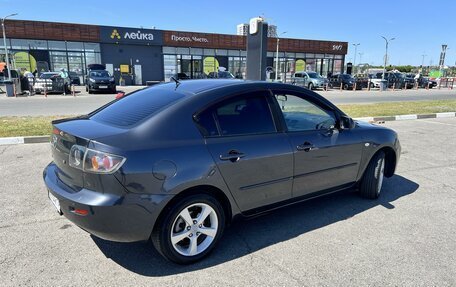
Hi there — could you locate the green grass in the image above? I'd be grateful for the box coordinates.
[338,99,456,118]
[0,116,66,138]
[1,99,456,137]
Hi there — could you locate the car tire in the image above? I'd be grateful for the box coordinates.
[308,83,314,90]
[359,151,386,199]
[152,194,225,264]
[343,84,349,90]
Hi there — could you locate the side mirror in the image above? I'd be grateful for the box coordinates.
[340,115,355,130]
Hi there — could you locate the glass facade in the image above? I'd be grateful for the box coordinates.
[0,38,101,83]
[163,46,344,82]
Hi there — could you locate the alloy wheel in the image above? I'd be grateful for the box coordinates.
[170,203,219,257]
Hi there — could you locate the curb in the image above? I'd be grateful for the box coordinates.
[1,112,455,146]
[0,136,49,146]
[354,112,456,123]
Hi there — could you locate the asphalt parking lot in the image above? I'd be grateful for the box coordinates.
[0,85,455,116]
[0,117,455,286]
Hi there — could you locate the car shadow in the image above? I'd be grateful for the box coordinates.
[92,174,418,276]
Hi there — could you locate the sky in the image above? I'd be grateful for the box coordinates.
[1,0,455,66]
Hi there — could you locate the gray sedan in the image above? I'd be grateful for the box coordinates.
[43,80,400,264]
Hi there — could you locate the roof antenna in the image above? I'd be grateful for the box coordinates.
[170,76,180,89]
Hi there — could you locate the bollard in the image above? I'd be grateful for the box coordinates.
[340,82,343,91]
[353,82,357,91]
[426,82,430,90]
[44,84,47,98]
[368,81,371,91]
[392,83,395,91]
[72,85,76,97]
[13,82,17,97]
[325,83,329,91]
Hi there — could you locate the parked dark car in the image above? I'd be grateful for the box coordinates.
[68,71,81,85]
[329,74,361,90]
[171,72,190,81]
[33,72,70,94]
[405,74,437,89]
[374,72,406,89]
[43,80,400,264]
[85,64,116,94]
[207,71,235,79]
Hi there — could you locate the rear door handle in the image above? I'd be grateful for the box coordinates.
[220,150,245,162]
[297,142,315,152]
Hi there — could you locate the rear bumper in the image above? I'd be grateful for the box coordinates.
[43,162,173,242]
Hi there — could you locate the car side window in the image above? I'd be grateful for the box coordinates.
[216,95,276,136]
[275,94,336,132]
[196,94,276,137]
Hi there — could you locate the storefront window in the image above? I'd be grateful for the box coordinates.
[50,51,67,71]
[228,56,246,79]
[203,49,215,56]
[163,55,178,81]
[27,40,48,50]
[85,52,101,67]
[48,41,66,51]
[83,43,100,53]
[334,60,343,74]
[67,42,84,51]
[306,59,316,71]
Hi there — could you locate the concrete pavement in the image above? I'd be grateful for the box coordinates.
[0,118,455,286]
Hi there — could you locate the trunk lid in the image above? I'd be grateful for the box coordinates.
[51,117,126,192]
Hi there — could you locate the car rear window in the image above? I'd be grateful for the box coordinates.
[90,87,185,127]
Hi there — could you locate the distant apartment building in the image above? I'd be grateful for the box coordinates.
[237,23,277,37]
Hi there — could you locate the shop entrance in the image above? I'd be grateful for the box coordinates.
[180,55,204,79]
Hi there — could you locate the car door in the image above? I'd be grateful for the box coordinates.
[271,90,364,198]
[195,91,294,212]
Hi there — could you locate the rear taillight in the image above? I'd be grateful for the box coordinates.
[69,145,126,174]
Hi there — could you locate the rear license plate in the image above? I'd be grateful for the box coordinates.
[48,191,61,214]
[99,85,108,89]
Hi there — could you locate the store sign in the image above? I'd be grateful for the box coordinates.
[170,34,209,43]
[100,26,163,45]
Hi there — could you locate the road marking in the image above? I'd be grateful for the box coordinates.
[421,120,456,127]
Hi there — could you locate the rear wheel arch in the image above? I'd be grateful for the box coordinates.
[152,185,233,235]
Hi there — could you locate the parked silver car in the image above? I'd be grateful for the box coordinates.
[292,71,329,90]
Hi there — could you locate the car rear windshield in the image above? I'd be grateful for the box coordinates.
[90,87,186,127]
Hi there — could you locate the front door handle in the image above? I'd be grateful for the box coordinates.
[220,150,245,162]
[297,142,315,152]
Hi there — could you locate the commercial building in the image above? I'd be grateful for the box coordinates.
[0,19,348,85]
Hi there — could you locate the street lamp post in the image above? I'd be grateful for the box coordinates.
[1,13,18,81]
[421,54,427,67]
[352,43,360,74]
[381,36,395,80]
[275,31,286,82]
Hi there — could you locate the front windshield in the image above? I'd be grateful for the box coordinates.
[218,71,235,78]
[40,73,58,79]
[90,71,110,77]
[307,72,319,79]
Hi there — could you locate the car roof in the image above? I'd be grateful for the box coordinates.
[153,79,245,95]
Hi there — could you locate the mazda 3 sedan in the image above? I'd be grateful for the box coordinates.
[43,80,400,264]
